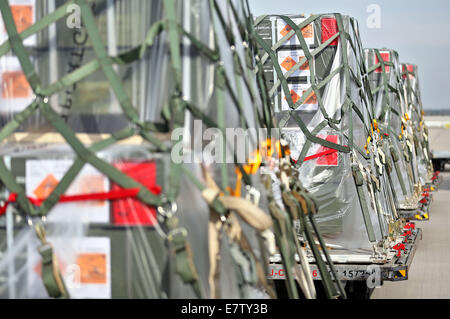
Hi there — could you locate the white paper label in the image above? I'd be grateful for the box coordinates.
[26,159,110,224]
[276,17,314,46]
[277,49,311,77]
[280,83,318,112]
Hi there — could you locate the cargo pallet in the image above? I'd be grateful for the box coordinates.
[268,228,422,298]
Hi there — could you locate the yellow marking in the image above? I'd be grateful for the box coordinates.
[423,213,429,219]
[415,214,423,220]
[399,269,406,277]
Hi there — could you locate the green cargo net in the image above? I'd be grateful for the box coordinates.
[365,48,416,206]
[401,63,434,180]
[0,0,277,299]
[252,13,375,163]
[252,13,386,240]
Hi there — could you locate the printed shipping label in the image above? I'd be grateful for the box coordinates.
[29,237,111,299]
[280,83,318,112]
[64,237,111,299]
[25,159,110,223]
[276,17,314,46]
[277,49,310,77]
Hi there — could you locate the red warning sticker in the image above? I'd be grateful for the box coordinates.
[111,161,161,226]
[315,135,339,166]
[375,52,390,73]
[321,17,339,46]
[402,64,414,80]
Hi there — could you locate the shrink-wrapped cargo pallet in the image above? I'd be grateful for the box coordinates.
[365,49,419,212]
[254,13,405,262]
[401,63,434,185]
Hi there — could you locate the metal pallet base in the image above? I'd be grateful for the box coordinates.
[398,195,432,221]
[268,228,422,283]
[398,209,430,221]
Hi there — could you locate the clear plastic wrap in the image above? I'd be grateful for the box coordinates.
[365,49,417,209]
[401,63,433,184]
[254,13,399,256]
[0,0,273,299]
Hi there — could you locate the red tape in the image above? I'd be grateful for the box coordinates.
[0,186,161,217]
[292,148,339,164]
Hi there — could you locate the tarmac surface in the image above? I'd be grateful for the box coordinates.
[372,170,450,298]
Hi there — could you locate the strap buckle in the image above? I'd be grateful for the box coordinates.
[157,195,178,219]
[245,185,260,205]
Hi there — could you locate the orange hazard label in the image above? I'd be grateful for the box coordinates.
[76,253,107,284]
[281,56,309,72]
[33,174,59,200]
[280,23,313,41]
[288,89,300,104]
[2,71,32,98]
[302,24,313,38]
[303,90,317,104]
[285,89,317,105]
[10,5,33,34]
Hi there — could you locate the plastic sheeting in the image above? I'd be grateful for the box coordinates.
[401,63,432,185]
[0,0,272,299]
[255,14,399,255]
[365,49,417,209]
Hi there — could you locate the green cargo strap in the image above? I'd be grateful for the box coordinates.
[228,242,257,296]
[39,127,136,216]
[0,158,36,215]
[267,200,299,299]
[0,1,75,57]
[351,165,376,242]
[40,102,164,207]
[389,144,407,196]
[282,191,339,299]
[290,185,347,298]
[35,224,70,299]
[252,14,368,164]
[167,227,204,299]
[371,180,387,238]
[384,152,399,208]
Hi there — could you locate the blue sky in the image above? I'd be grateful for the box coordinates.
[248,0,450,110]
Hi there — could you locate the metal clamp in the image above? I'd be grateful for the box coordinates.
[157,200,178,219]
[245,185,261,205]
